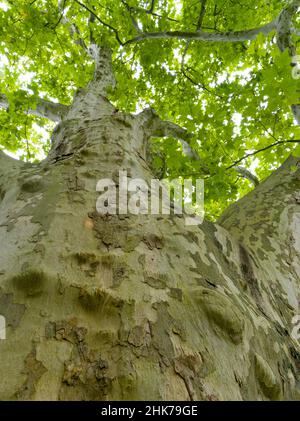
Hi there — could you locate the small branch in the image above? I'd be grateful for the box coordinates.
[0,93,69,122]
[121,0,142,33]
[181,0,207,68]
[74,0,124,45]
[58,0,89,53]
[88,10,96,43]
[181,66,223,99]
[121,0,179,24]
[69,22,89,52]
[292,104,300,126]
[24,114,31,162]
[258,119,279,143]
[148,0,155,14]
[226,139,300,170]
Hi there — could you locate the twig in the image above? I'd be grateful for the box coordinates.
[74,0,124,45]
[226,140,300,170]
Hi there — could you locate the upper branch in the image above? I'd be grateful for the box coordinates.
[120,0,179,24]
[181,0,207,68]
[89,45,116,94]
[138,108,200,160]
[124,18,278,45]
[0,93,69,122]
[121,0,142,33]
[58,0,116,95]
[137,108,262,187]
[74,0,123,45]
[58,0,89,53]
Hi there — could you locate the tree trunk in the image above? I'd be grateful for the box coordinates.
[0,75,300,401]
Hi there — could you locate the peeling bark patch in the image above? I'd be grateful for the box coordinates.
[14,346,47,400]
[254,353,281,400]
[193,288,244,344]
[78,287,124,313]
[88,212,142,250]
[174,353,204,401]
[189,251,225,286]
[189,251,204,272]
[150,302,186,359]
[61,354,112,400]
[168,288,183,301]
[73,252,128,286]
[112,264,127,287]
[289,346,300,379]
[143,233,164,250]
[45,319,87,343]
[176,231,199,246]
[11,269,47,296]
[74,252,99,265]
[67,171,85,192]
[0,185,6,202]
[128,325,148,347]
[239,244,261,301]
[143,272,168,289]
[0,292,26,328]
[21,175,44,193]
[47,319,113,400]
[74,252,100,277]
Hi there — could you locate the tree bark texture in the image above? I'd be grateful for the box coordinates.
[0,73,300,401]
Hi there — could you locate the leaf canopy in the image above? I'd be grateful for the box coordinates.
[0,0,300,219]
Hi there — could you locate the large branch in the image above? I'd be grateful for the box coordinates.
[124,18,278,45]
[138,108,258,184]
[0,93,69,122]
[138,108,200,159]
[219,153,300,256]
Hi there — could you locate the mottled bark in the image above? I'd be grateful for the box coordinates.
[1,48,300,400]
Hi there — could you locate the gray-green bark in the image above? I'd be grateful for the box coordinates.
[0,50,300,401]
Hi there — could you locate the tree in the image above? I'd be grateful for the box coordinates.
[0,0,299,401]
